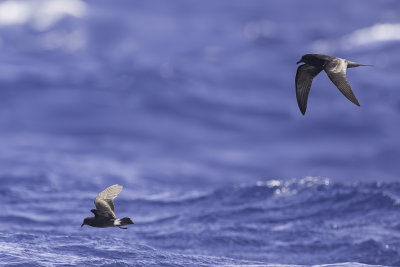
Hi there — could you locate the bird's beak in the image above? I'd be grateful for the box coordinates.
[296,60,302,64]
[81,223,85,227]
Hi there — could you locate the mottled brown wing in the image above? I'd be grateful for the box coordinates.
[94,184,123,219]
[325,59,360,106]
[295,64,323,115]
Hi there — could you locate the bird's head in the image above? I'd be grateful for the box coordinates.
[81,217,93,227]
[297,54,312,64]
[297,54,325,66]
[296,56,304,64]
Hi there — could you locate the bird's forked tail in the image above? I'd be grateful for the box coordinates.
[346,60,372,68]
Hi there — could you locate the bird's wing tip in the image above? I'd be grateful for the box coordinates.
[299,107,306,115]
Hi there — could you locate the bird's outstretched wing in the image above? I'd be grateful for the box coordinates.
[324,58,360,106]
[94,184,123,219]
[295,64,323,115]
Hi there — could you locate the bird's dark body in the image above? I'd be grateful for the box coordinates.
[82,216,115,228]
[82,213,133,228]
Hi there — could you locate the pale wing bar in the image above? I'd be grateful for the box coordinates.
[325,61,360,106]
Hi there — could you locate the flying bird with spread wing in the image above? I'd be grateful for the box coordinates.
[81,184,134,229]
[295,54,370,115]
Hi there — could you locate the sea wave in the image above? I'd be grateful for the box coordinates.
[2,177,399,266]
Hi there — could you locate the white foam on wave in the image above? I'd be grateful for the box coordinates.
[341,23,400,48]
[0,0,86,30]
[312,23,400,53]
[0,1,30,25]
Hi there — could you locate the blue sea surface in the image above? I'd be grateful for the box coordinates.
[1,0,400,266]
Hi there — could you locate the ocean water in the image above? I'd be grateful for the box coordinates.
[1,0,400,266]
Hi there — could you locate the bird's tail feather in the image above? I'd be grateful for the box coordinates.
[346,60,372,68]
[114,217,134,226]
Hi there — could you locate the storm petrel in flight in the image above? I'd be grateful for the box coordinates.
[295,54,370,115]
[81,184,134,229]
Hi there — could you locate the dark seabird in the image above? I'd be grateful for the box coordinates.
[296,54,370,115]
[81,184,134,229]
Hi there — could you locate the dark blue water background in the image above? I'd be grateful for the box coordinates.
[1,0,400,266]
